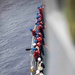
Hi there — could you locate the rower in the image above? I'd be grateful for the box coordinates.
[33,50,39,63]
[37,25,44,33]
[37,6,43,14]
[29,28,36,37]
[37,57,45,73]
[33,47,41,64]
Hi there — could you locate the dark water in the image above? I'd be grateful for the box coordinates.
[0,0,43,75]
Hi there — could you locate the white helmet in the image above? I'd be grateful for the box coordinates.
[38,57,41,61]
[36,70,40,74]
[32,43,36,46]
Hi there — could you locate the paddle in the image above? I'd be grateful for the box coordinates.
[26,48,31,51]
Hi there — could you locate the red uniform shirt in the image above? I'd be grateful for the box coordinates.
[39,21,43,25]
[33,51,37,58]
[33,50,40,58]
[32,30,36,36]
[38,8,43,13]
[36,50,40,57]
[39,14,42,18]
[37,25,43,30]
[37,37,42,43]
[36,42,41,47]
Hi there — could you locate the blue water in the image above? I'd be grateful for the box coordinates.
[0,0,43,75]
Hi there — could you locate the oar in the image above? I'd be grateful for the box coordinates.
[26,48,31,51]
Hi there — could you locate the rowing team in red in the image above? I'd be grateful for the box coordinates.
[29,5,45,75]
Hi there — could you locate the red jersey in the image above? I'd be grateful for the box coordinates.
[33,51,37,58]
[36,42,41,47]
[39,21,43,25]
[37,25,43,30]
[37,37,42,43]
[32,30,36,36]
[36,50,41,57]
[38,8,43,13]
[39,14,42,18]
[33,50,40,58]
[36,18,42,23]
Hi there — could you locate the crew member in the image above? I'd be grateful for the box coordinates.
[33,48,41,63]
[37,57,45,73]
[37,25,44,33]
[29,28,36,36]
[37,6,43,14]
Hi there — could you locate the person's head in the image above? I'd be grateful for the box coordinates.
[36,12,39,15]
[32,43,36,47]
[37,19,41,23]
[36,23,40,26]
[36,35,39,38]
[36,70,40,75]
[36,30,39,34]
[32,48,37,52]
[37,6,40,9]
[38,57,41,62]
[29,28,33,31]
[36,15,40,19]
[34,39,38,43]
